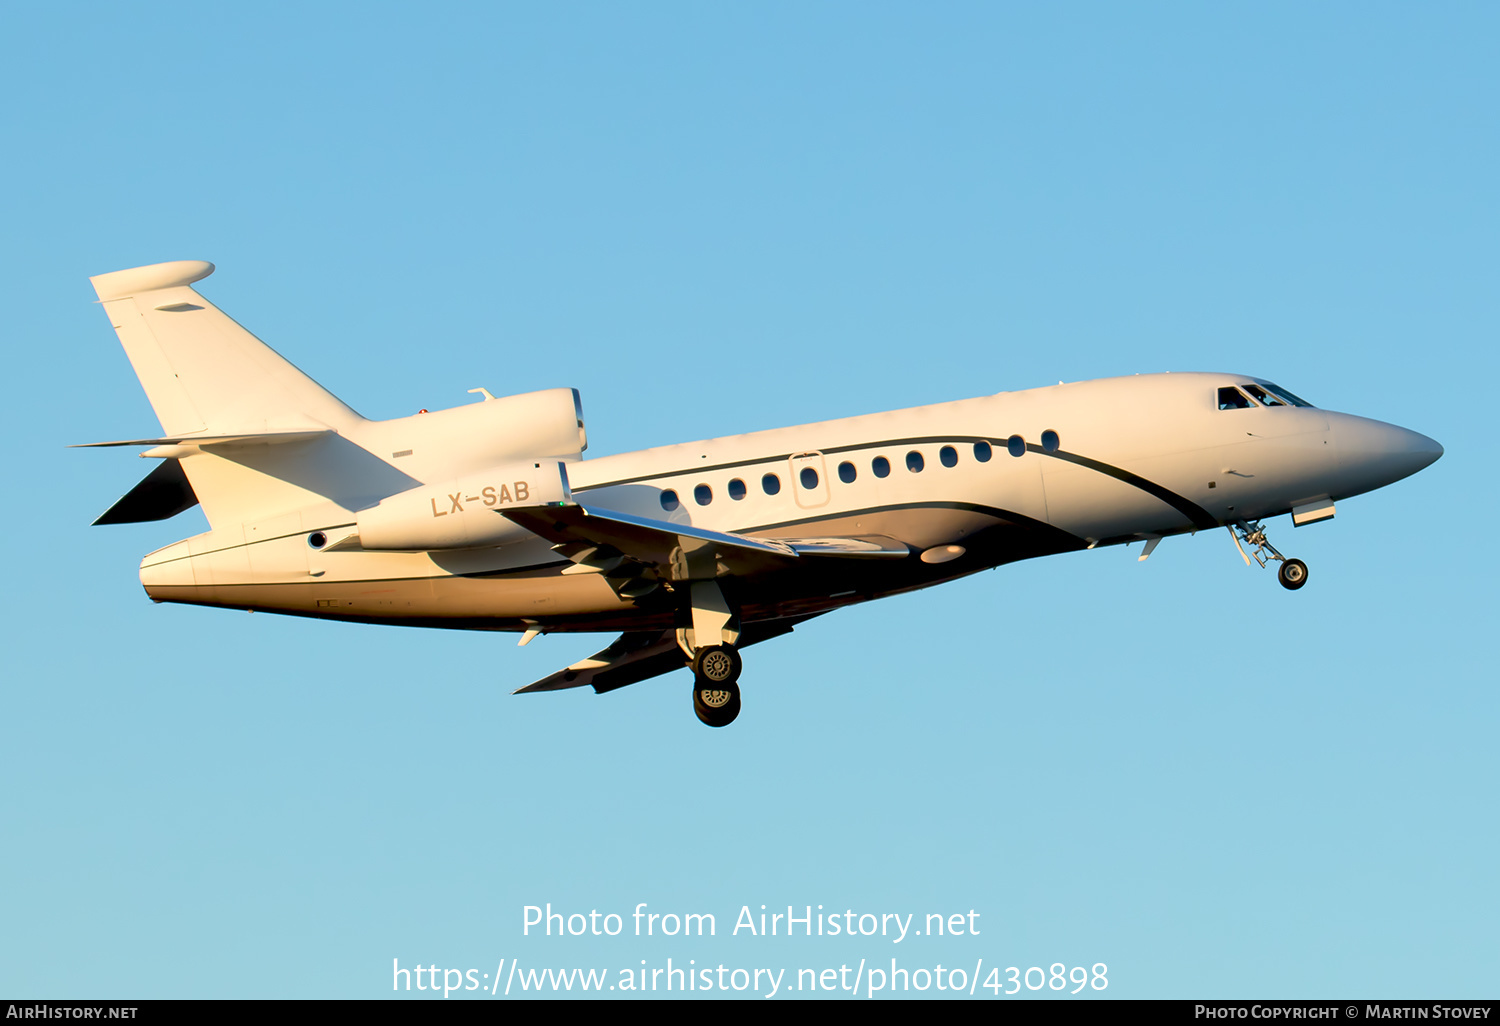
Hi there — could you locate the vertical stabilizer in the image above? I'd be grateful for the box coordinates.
[90,261,362,436]
[89,261,372,529]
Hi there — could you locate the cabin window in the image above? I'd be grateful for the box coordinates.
[1007,435,1026,457]
[906,450,925,472]
[762,473,781,496]
[940,445,958,467]
[1041,429,1060,452]
[694,484,712,506]
[660,489,681,511]
[973,441,992,462]
[1218,386,1253,410]
[838,461,856,483]
[872,456,891,478]
[800,467,819,490]
[728,478,747,500]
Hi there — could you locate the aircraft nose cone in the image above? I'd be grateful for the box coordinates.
[1333,415,1443,492]
[1410,430,1444,468]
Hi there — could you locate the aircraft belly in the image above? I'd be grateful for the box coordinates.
[146,566,632,623]
[738,504,1080,608]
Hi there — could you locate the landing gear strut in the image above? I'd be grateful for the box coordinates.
[1228,520,1309,591]
[681,579,744,727]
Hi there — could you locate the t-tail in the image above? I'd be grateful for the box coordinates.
[82,260,586,535]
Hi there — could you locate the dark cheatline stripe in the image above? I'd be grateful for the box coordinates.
[1030,445,1218,530]
[743,499,1069,539]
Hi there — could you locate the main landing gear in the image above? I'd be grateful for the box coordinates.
[1228,520,1309,591]
[682,580,744,727]
[691,645,742,728]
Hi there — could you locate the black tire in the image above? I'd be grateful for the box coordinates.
[1278,558,1309,591]
[692,645,741,685]
[693,679,741,728]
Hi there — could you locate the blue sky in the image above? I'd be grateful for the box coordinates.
[2,2,1495,999]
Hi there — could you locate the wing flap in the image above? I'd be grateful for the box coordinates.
[502,504,797,581]
[515,630,682,694]
[783,535,909,558]
[503,506,908,585]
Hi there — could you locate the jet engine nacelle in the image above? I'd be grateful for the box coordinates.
[352,387,588,483]
[356,460,571,550]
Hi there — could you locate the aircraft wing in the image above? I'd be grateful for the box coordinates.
[502,504,908,584]
[504,504,795,577]
[516,616,816,695]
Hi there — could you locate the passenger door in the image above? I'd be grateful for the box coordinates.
[788,451,830,509]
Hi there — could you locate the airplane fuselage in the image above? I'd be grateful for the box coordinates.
[134,371,1439,634]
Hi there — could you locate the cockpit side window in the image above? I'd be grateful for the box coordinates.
[1217,386,1254,410]
[1243,384,1285,407]
[1261,382,1315,408]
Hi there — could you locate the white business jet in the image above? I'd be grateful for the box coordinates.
[83,261,1442,726]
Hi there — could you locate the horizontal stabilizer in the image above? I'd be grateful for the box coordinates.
[516,616,815,695]
[93,459,200,525]
[71,429,332,449]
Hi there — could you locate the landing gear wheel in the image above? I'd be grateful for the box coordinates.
[693,678,741,728]
[692,645,741,685]
[1278,558,1309,591]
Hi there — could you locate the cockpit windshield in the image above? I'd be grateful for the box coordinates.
[1219,382,1317,410]
[1242,384,1285,407]
[1256,382,1315,407]
[1218,386,1253,410]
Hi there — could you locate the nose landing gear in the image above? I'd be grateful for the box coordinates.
[1228,520,1309,591]
[1277,558,1309,590]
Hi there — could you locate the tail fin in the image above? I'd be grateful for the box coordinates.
[90,261,362,436]
[89,261,375,530]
